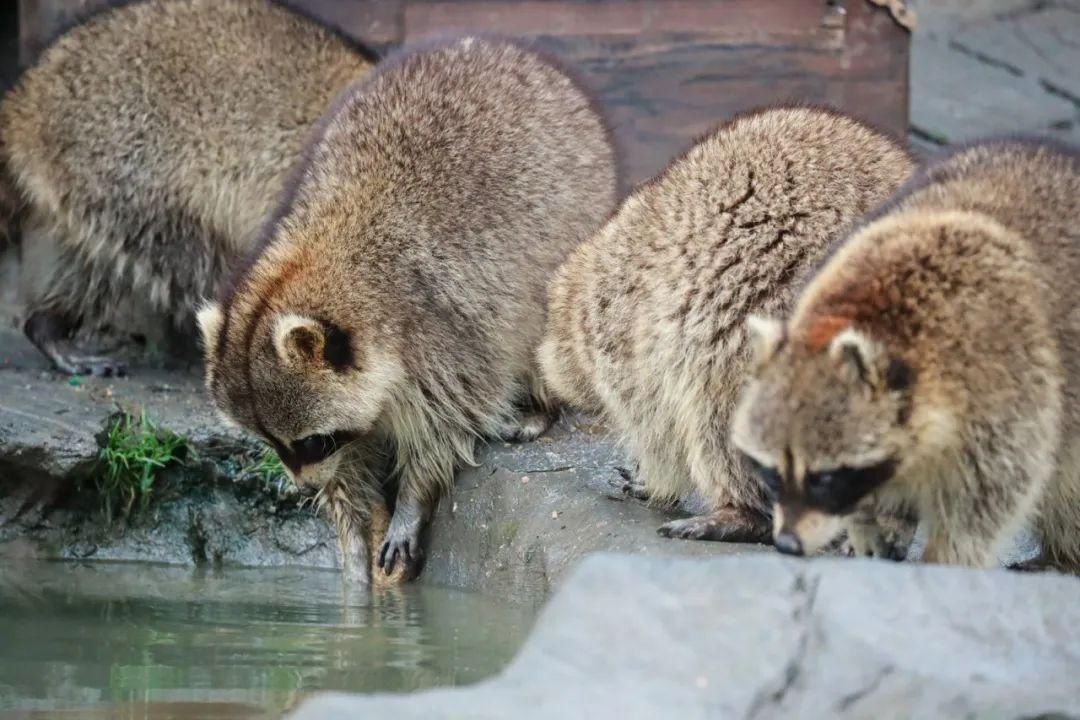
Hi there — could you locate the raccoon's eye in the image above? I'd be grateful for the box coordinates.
[293,434,338,465]
[740,453,782,496]
[808,472,836,490]
[804,459,897,513]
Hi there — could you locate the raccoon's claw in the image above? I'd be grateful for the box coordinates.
[843,539,907,561]
[844,514,914,561]
[66,356,128,378]
[658,507,771,544]
[24,310,129,378]
[613,475,653,503]
[378,533,423,579]
[608,464,670,505]
[1006,557,1050,573]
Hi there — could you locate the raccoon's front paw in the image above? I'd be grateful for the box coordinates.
[501,410,557,443]
[609,465,652,502]
[377,524,424,580]
[658,506,771,544]
[54,353,128,378]
[1006,557,1049,573]
[844,520,909,561]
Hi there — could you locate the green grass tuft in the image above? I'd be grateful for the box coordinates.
[246,448,286,484]
[95,411,187,521]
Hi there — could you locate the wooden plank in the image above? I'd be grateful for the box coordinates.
[404,1,825,40]
[18,0,107,66]
[403,0,909,183]
[279,0,404,53]
[835,0,910,133]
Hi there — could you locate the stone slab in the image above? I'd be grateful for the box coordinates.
[291,553,1080,719]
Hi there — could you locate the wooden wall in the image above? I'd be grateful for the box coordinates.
[17,0,910,185]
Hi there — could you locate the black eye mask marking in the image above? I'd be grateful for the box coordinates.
[294,434,338,465]
[275,431,358,471]
[740,452,782,498]
[804,458,897,514]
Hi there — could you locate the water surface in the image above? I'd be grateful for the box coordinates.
[0,561,535,718]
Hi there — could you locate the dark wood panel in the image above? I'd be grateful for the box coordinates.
[279,0,403,53]
[404,1,826,38]
[403,0,909,183]
[18,0,104,66]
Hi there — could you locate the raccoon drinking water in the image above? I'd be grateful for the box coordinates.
[539,107,912,542]
[200,37,619,582]
[731,139,1080,570]
[0,0,374,375]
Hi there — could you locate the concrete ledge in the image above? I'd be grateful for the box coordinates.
[291,553,1080,719]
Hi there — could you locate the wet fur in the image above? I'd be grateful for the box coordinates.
[0,0,372,369]
[540,107,913,540]
[202,36,618,581]
[733,139,1080,570]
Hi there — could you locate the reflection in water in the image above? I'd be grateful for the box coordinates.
[0,561,534,718]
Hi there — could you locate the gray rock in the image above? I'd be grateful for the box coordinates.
[908,2,1080,150]
[423,415,761,607]
[907,0,1049,30]
[290,554,1080,720]
[0,332,342,569]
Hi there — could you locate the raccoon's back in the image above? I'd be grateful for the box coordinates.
[288,37,618,331]
[0,0,371,254]
[582,108,913,363]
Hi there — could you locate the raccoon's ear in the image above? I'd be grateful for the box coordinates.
[745,315,785,368]
[274,314,354,370]
[197,302,224,352]
[274,314,326,366]
[828,328,884,387]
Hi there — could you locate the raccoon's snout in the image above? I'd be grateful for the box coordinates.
[295,483,319,499]
[774,531,804,556]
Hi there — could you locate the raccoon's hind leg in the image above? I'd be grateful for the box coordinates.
[24,307,127,377]
[22,241,128,376]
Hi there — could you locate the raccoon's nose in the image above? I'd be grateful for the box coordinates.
[295,484,318,499]
[774,531,804,556]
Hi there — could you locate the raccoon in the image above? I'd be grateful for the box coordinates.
[0,0,374,375]
[199,36,619,582]
[539,107,913,542]
[731,138,1080,570]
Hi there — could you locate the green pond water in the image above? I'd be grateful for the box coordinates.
[0,561,536,719]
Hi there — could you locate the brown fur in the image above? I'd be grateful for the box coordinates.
[200,36,619,583]
[540,107,913,541]
[732,139,1080,570]
[0,0,372,374]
